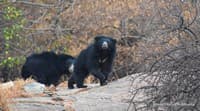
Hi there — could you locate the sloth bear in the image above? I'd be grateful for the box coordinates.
[21,51,75,86]
[68,36,117,89]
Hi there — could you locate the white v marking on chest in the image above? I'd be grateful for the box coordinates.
[99,57,108,63]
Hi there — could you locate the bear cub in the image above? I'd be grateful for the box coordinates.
[68,35,116,89]
[21,51,75,86]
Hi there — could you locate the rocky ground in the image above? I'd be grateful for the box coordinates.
[8,74,148,111]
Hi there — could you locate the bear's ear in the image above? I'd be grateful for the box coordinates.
[94,36,102,42]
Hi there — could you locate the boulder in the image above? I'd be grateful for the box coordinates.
[23,82,45,94]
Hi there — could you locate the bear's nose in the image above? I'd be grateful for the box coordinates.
[102,41,108,49]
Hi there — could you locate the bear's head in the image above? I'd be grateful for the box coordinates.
[94,35,117,51]
[58,54,75,75]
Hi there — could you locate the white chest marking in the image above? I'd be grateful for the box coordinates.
[99,57,108,63]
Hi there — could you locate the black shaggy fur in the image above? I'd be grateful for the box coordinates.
[68,36,116,89]
[21,51,75,86]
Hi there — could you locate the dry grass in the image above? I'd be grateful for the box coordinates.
[85,76,96,84]
[11,78,35,98]
[0,78,35,111]
[0,88,10,111]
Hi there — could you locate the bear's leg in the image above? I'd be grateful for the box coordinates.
[37,77,47,85]
[76,75,87,88]
[68,75,75,89]
[100,75,108,86]
[90,69,106,86]
[101,71,109,86]
[101,62,113,86]
[48,76,60,86]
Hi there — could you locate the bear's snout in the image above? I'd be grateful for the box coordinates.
[68,64,74,73]
[102,41,108,49]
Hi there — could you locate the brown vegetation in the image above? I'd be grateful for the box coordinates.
[0,0,200,110]
[0,78,34,111]
[0,88,10,111]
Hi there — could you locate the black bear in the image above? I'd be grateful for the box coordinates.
[21,51,75,86]
[68,35,116,89]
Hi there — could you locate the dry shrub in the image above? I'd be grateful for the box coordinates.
[0,88,10,111]
[11,78,35,98]
[57,81,68,87]
[0,78,37,111]
[0,78,34,98]
[128,0,200,110]
[85,76,96,84]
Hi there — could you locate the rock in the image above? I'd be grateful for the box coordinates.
[11,103,64,111]
[61,77,133,111]
[11,75,142,111]
[24,82,45,94]
[10,96,65,111]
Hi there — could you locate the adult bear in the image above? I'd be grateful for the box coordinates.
[21,51,75,86]
[68,35,116,89]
